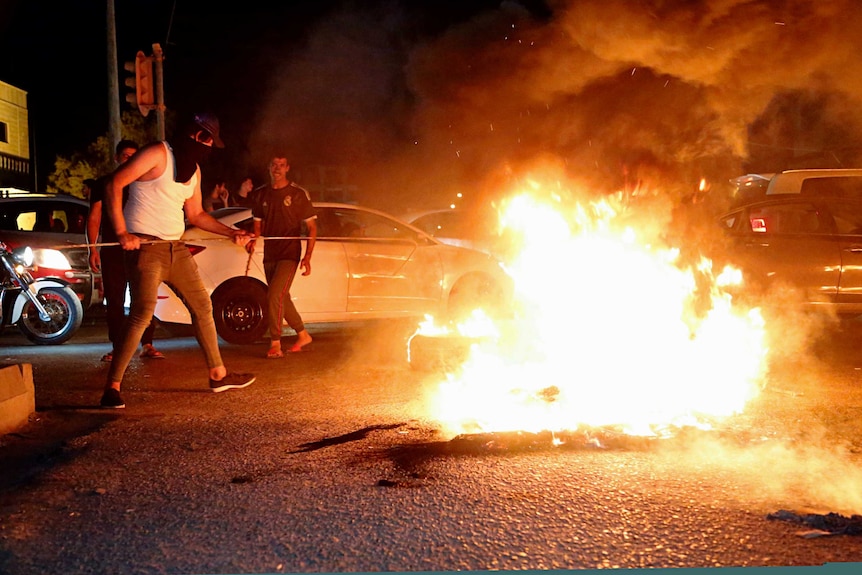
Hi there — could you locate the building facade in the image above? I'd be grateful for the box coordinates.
[0,80,31,192]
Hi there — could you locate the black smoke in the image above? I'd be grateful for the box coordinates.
[248,0,862,214]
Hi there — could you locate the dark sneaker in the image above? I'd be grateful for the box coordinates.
[100,388,125,409]
[209,372,255,393]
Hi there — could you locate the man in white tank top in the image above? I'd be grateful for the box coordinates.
[99,113,256,409]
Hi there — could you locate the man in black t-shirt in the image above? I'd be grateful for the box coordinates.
[247,155,317,358]
[87,140,164,362]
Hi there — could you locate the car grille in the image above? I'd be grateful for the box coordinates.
[63,247,90,270]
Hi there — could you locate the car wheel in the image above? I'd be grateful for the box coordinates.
[212,280,268,345]
[447,273,505,324]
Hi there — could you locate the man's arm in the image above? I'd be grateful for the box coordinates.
[86,199,102,272]
[300,216,317,276]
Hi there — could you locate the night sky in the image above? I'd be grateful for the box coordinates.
[3,0,862,215]
[0,1,511,195]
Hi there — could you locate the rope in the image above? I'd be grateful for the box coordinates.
[48,235,396,251]
[50,235,318,250]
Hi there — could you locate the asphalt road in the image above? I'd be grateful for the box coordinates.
[2,314,862,574]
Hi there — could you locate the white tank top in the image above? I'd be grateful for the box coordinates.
[125,141,198,240]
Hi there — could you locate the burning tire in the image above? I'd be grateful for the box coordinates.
[408,333,481,372]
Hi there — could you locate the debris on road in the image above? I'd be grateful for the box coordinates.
[767,509,862,537]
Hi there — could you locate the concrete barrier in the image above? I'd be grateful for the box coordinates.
[0,363,34,435]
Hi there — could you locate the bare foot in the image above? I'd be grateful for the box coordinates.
[266,342,284,359]
[289,331,312,352]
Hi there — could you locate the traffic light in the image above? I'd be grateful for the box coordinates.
[124,51,154,116]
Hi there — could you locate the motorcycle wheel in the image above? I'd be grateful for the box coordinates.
[18,286,84,345]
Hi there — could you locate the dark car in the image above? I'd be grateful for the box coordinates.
[718,195,862,315]
[0,191,100,310]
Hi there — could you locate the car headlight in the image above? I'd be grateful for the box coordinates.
[11,246,34,267]
[31,248,72,270]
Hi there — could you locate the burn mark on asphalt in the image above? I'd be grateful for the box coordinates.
[375,426,726,479]
[375,478,424,488]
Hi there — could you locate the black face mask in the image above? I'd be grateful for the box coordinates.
[173,137,213,183]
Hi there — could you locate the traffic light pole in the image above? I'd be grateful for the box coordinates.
[152,43,165,141]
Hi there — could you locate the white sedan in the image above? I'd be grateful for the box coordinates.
[154,204,514,344]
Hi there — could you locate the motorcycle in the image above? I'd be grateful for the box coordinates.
[0,241,83,345]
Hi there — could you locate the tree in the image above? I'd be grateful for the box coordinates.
[46,111,161,198]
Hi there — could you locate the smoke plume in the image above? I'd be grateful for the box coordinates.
[252,0,862,214]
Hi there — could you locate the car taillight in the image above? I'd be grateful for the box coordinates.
[187,244,206,256]
[751,218,767,233]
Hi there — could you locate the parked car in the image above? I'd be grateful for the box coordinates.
[730,168,862,203]
[718,194,862,315]
[763,168,862,197]
[0,191,100,310]
[154,204,515,344]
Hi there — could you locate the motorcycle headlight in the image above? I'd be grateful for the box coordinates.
[30,248,71,270]
[11,246,34,267]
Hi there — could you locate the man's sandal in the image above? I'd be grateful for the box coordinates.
[140,345,165,359]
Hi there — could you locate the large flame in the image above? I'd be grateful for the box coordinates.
[424,181,768,439]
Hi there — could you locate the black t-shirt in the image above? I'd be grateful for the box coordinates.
[89,175,129,244]
[252,182,316,262]
[231,190,259,208]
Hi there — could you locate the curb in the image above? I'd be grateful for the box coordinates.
[0,363,34,435]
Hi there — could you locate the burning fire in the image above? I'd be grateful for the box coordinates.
[421,182,768,440]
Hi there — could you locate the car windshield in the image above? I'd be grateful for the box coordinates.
[316,207,420,240]
[411,211,473,238]
[0,200,88,235]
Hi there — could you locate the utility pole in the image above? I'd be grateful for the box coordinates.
[106,0,121,153]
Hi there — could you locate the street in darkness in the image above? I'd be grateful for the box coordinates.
[1,317,862,573]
